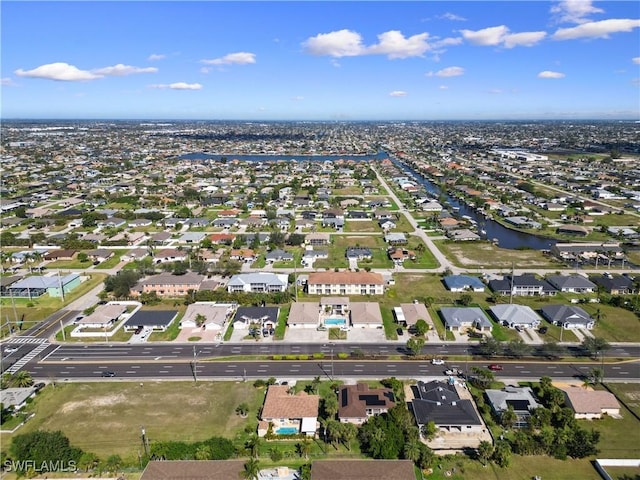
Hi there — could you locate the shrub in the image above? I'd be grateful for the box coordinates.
[337,352,349,359]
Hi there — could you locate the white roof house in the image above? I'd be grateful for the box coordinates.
[180,302,235,331]
[489,304,542,329]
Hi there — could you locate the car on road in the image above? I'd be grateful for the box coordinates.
[431,358,445,365]
[488,364,503,371]
[3,347,18,354]
[101,371,116,377]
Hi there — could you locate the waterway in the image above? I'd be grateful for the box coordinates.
[388,157,557,251]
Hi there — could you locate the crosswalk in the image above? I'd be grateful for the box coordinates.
[5,336,49,345]
[5,342,50,374]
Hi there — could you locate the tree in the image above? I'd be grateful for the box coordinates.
[194,445,211,460]
[406,337,425,356]
[245,434,261,458]
[478,336,502,357]
[195,313,207,328]
[458,293,473,306]
[588,367,604,385]
[403,439,421,463]
[505,339,531,358]
[500,405,518,429]
[241,458,260,480]
[470,366,495,389]
[341,422,357,451]
[492,439,512,467]
[581,337,610,359]
[322,394,339,420]
[104,454,122,474]
[77,452,99,472]
[297,437,312,459]
[421,421,437,441]
[477,440,494,466]
[11,371,34,388]
[413,319,428,336]
[10,430,83,475]
[235,403,249,418]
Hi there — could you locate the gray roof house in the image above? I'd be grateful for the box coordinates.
[489,304,542,329]
[443,275,485,292]
[265,249,294,263]
[485,386,541,428]
[540,304,595,330]
[226,273,288,293]
[546,274,597,293]
[439,307,493,332]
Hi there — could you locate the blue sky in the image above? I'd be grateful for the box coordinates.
[2,1,639,120]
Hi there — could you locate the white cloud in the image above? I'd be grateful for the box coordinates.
[1,77,17,86]
[460,25,509,46]
[92,64,158,76]
[553,19,640,40]
[633,57,640,64]
[292,96,304,101]
[303,29,365,57]
[303,29,430,59]
[426,66,465,77]
[631,78,640,87]
[438,85,449,90]
[538,70,565,78]
[503,31,547,48]
[15,62,102,81]
[389,90,407,97]
[460,26,546,48]
[550,0,604,24]
[366,30,430,59]
[149,82,202,90]
[148,53,166,61]
[439,12,466,21]
[201,52,256,65]
[488,89,503,94]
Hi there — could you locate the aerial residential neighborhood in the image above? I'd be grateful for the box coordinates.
[1,0,639,478]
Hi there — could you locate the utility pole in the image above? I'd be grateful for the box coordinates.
[141,426,149,457]
[57,270,65,302]
[193,345,198,384]
[60,319,66,341]
[509,261,514,305]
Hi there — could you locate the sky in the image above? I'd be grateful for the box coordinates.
[1,1,639,121]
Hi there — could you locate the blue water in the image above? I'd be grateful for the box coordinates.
[276,427,298,435]
[325,318,346,326]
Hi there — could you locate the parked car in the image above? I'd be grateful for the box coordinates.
[431,358,445,365]
[488,364,503,371]
[538,326,548,334]
[396,327,404,336]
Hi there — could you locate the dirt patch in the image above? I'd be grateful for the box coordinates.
[60,393,128,413]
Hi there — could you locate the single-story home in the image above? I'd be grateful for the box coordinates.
[485,386,541,428]
[124,310,178,332]
[489,304,542,330]
[258,385,319,437]
[233,306,279,330]
[350,302,383,328]
[439,307,493,333]
[179,302,235,331]
[288,302,320,329]
[546,274,597,293]
[77,303,128,328]
[561,387,620,419]
[338,383,395,425]
[539,304,595,330]
[443,275,485,292]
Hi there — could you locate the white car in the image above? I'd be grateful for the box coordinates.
[431,358,445,365]
[3,347,19,354]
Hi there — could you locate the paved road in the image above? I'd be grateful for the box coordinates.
[25,358,640,383]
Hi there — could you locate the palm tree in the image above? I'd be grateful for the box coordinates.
[403,439,422,463]
[241,458,260,480]
[245,434,261,458]
[11,371,34,388]
[341,423,357,451]
[194,445,211,460]
[477,440,494,466]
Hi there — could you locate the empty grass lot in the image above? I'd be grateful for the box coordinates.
[434,240,562,269]
[1,381,267,461]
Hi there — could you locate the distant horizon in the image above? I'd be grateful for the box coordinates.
[2,1,639,120]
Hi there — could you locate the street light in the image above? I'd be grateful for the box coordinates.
[192,346,201,384]
[330,343,334,380]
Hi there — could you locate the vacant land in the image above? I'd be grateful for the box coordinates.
[1,381,265,461]
[435,240,561,269]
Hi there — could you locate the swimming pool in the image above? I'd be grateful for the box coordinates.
[324,317,346,326]
[276,427,298,435]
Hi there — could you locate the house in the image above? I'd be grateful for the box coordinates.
[128,218,153,228]
[411,380,484,434]
[140,461,245,480]
[288,302,320,329]
[560,387,621,419]
[258,385,319,437]
[550,242,624,262]
[489,304,542,330]
[229,248,256,263]
[540,304,595,329]
[485,386,542,428]
[150,231,172,245]
[448,229,481,241]
[350,302,383,328]
[307,271,384,295]
[226,273,288,293]
[388,248,416,265]
[209,233,236,245]
[154,248,187,264]
[306,232,330,246]
[233,306,279,330]
[212,218,237,228]
[138,272,204,297]
[338,383,395,425]
[310,460,416,480]
[322,217,344,230]
[378,219,396,230]
[396,302,431,328]
[301,249,328,267]
[177,232,206,244]
[546,274,597,293]
[265,249,294,264]
[345,247,371,260]
[76,303,128,328]
[179,302,235,332]
[85,248,114,263]
[6,273,81,298]
[121,248,149,262]
[43,249,76,261]
[108,231,145,245]
[439,307,493,333]
[0,387,38,410]
[488,274,557,296]
[443,275,485,292]
[589,274,634,295]
[384,232,407,245]
[124,310,178,332]
[320,296,350,315]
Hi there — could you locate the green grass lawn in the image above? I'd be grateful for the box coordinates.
[46,259,94,269]
[605,382,640,418]
[581,303,640,342]
[404,235,439,268]
[344,220,381,233]
[274,304,290,340]
[94,249,129,269]
[0,382,266,461]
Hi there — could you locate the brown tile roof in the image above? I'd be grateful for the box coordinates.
[140,460,245,480]
[561,388,620,414]
[308,271,384,285]
[338,383,395,420]
[350,302,383,325]
[261,385,319,420]
[288,302,320,324]
[311,460,415,480]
